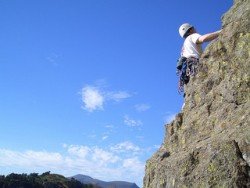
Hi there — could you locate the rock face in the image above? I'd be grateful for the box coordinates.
[143,0,250,187]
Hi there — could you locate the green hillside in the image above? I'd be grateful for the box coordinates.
[0,172,95,188]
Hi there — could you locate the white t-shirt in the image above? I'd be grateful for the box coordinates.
[181,33,202,58]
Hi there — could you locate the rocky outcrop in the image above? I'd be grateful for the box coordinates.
[143,0,250,187]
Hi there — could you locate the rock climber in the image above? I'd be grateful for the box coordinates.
[179,23,222,59]
[177,23,221,110]
[177,23,222,93]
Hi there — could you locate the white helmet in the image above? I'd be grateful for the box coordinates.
[179,23,193,38]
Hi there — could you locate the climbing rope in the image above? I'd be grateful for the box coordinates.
[177,57,200,94]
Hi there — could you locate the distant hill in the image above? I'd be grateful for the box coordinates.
[0,172,93,188]
[72,174,140,188]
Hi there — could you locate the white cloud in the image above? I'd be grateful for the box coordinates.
[111,141,140,153]
[164,113,176,124]
[82,86,104,112]
[46,53,60,66]
[122,157,145,177]
[135,104,150,112]
[154,145,161,149]
[102,135,108,140]
[81,83,131,112]
[67,145,90,158]
[124,115,142,127]
[0,143,147,186]
[92,148,120,165]
[0,149,64,168]
[105,124,114,129]
[123,157,144,169]
[107,91,131,102]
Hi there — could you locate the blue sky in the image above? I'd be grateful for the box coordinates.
[0,0,232,187]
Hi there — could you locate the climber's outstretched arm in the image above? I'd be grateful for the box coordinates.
[197,30,222,44]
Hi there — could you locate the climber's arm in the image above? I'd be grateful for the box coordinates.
[196,30,222,44]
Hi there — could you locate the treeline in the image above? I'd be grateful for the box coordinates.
[0,172,95,188]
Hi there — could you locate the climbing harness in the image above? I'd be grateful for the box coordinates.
[176,57,200,93]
